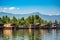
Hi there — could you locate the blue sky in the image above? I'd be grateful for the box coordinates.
[0,0,60,15]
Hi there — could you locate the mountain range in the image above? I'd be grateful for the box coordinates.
[0,12,60,22]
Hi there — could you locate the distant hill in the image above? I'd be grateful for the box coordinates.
[0,12,60,22]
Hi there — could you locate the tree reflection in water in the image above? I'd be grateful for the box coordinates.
[0,29,60,40]
[29,29,41,40]
[3,29,12,40]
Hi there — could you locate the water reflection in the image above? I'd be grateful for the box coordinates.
[0,29,60,40]
[3,30,12,36]
[3,30,12,40]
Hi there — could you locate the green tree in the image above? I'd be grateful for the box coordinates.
[5,16,10,23]
[0,17,3,24]
[47,21,52,26]
[59,22,60,25]
[17,19,21,25]
[11,16,17,23]
[25,16,32,25]
[1,16,6,23]
[17,17,25,26]
[40,19,45,24]
[31,15,34,24]
[34,15,40,24]
[54,20,58,25]
[20,17,25,25]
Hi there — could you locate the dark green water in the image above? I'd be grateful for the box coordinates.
[0,29,60,40]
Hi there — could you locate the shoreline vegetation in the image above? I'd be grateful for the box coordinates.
[0,15,60,29]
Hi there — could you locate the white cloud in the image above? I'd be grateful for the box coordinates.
[9,7,16,10]
[0,6,60,15]
[8,7,19,10]
[0,7,20,13]
[2,7,20,11]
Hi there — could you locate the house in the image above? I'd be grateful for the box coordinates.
[49,24,56,28]
[28,23,40,29]
[56,24,60,28]
[3,23,17,29]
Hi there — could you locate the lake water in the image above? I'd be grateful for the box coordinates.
[0,29,60,40]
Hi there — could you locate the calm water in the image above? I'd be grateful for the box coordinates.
[0,29,60,40]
